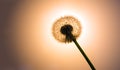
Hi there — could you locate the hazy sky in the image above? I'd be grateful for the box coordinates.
[1,0,120,70]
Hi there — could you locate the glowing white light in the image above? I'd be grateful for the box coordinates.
[40,5,92,54]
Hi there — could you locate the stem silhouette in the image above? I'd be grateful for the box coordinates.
[60,24,96,70]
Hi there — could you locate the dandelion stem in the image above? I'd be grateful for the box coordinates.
[72,38,96,70]
[60,24,95,70]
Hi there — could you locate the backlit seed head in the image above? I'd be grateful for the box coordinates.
[52,16,81,43]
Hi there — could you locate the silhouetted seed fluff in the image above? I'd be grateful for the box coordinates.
[52,16,81,42]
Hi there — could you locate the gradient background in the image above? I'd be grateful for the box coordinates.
[0,0,120,70]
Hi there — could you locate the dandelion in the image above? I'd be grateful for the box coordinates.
[52,16,81,42]
[52,16,96,70]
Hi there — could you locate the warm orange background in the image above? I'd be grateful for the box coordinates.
[2,0,119,70]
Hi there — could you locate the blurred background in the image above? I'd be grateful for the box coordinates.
[0,0,120,70]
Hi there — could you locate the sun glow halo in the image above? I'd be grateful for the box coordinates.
[42,8,90,48]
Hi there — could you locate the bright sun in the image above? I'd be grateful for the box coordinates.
[42,8,90,48]
[37,4,93,55]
